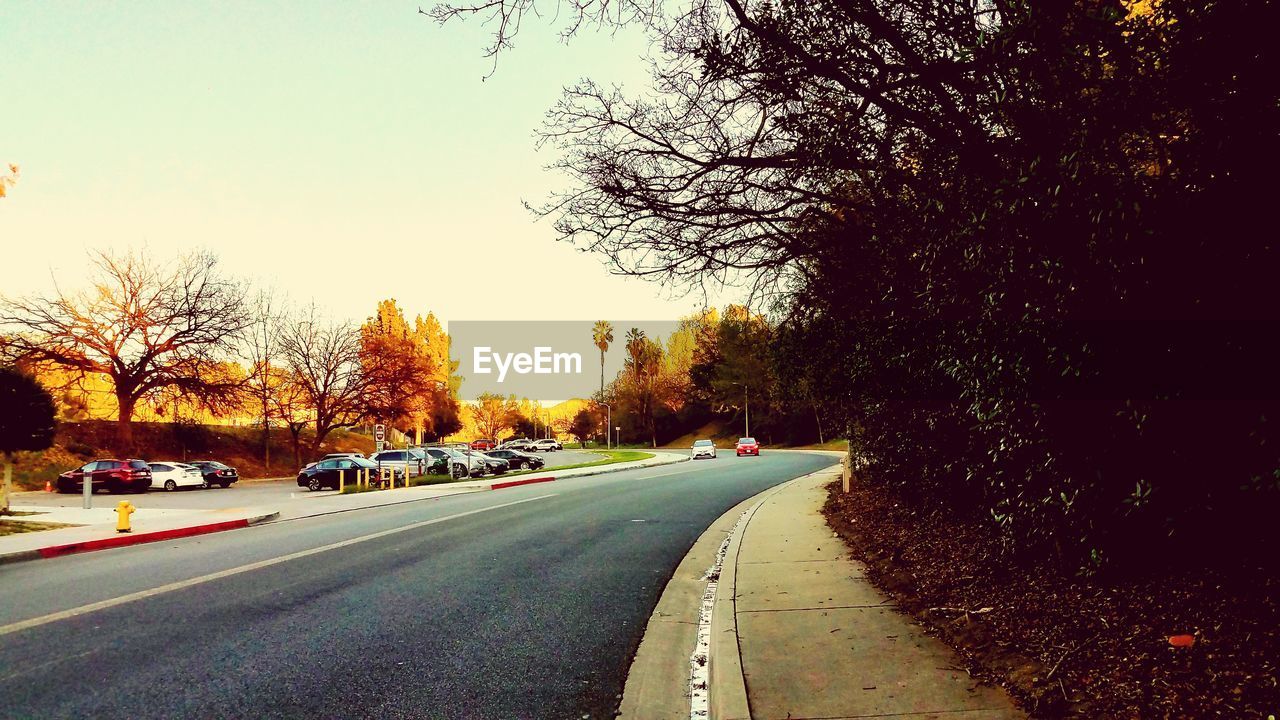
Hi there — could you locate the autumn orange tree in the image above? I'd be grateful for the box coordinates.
[359,300,438,442]
[470,392,514,442]
[0,250,250,450]
[0,164,17,198]
[415,311,463,440]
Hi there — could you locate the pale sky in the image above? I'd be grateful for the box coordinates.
[1,1,727,324]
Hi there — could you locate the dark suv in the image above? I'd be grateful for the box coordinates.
[57,459,152,494]
[189,460,240,488]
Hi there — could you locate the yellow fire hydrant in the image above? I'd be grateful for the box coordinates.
[115,500,135,533]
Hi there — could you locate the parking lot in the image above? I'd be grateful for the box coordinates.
[12,449,604,512]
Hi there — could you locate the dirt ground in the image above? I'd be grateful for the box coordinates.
[822,479,1279,719]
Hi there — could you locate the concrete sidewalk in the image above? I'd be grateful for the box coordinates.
[713,469,1023,720]
[0,505,279,564]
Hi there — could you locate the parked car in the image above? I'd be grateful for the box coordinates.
[691,439,718,459]
[475,453,510,475]
[418,447,453,475]
[297,456,402,491]
[500,438,534,451]
[56,459,151,494]
[368,449,428,477]
[300,452,365,472]
[485,448,544,470]
[441,448,489,478]
[147,462,205,491]
[530,439,562,452]
[735,437,760,457]
[189,460,240,488]
[470,439,497,451]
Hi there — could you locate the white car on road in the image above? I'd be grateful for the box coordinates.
[530,439,562,452]
[147,462,205,491]
[690,439,718,459]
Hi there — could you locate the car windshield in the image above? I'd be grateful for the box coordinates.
[198,461,229,469]
[738,438,755,444]
[694,440,713,446]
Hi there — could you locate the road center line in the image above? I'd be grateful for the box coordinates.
[0,493,558,638]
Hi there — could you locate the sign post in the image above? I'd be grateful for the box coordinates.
[374,423,386,453]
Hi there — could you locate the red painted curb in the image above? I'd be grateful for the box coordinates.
[36,518,252,559]
[489,476,556,491]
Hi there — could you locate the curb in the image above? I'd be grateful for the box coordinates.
[489,476,556,490]
[0,511,280,566]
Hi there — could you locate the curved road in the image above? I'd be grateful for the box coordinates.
[0,451,833,719]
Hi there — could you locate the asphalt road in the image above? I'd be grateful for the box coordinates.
[0,451,833,719]
[11,449,606,512]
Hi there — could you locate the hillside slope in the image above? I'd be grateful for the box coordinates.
[7,421,375,490]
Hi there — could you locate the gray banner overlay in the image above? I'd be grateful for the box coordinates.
[449,320,681,401]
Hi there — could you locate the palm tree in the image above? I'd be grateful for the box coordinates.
[592,320,614,395]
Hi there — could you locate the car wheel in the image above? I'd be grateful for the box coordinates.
[219,481,232,488]
[164,479,177,491]
[307,477,322,492]
[200,478,210,489]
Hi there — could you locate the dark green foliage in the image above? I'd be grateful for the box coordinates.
[507,0,1278,568]
[0,366,56,455]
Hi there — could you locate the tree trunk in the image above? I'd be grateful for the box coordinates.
[2,455,12,514]
[262,415,271,474]
[813,402,825,445]
[309,419,332,461]
[115,393,137,453]
[288,425,304,470]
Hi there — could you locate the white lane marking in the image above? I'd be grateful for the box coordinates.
[0,493,558,638]
[632,465,708,481]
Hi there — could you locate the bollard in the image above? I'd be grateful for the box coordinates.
[339,469,345,493]
[115,500,135,533]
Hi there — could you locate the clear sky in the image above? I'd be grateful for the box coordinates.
[1,1,725,324]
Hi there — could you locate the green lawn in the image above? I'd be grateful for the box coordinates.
[502,449,653,477]
[0,519,77,536]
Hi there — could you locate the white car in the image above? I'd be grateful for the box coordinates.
[367,449,429,477]
[147,462,205,491]
[530,439,562,452]
[442,448,489,477]
[691,439,717,459]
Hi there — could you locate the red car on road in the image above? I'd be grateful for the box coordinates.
[735,437,760,456]
[470,439,497,451]
[57,459,152,494]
